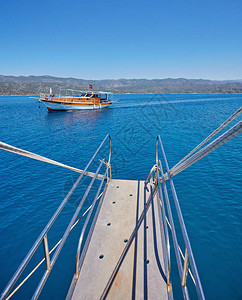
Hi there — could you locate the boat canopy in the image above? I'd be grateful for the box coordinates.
[61,89,112,95]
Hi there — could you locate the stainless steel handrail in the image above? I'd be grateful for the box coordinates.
[153,135,205,300]
[75,167,108,275]
[156,163,171,286]
[1,135,111,300]
[157,159,189,299]
[33,159,105,300]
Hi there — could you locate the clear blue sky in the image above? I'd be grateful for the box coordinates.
[0,0,241,79]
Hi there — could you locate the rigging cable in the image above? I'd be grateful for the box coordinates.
[0,142,104,180]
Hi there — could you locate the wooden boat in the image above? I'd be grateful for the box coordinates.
[39,89,115,111]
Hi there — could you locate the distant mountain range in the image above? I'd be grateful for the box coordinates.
[0,75,242,95]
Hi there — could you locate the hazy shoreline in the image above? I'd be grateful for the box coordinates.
[1,75,242,95]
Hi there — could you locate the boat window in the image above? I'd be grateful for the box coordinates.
[100,94,107,100]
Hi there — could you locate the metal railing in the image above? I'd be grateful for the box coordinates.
[0,135,111,300]
[146,135,205,300]
[66,163,110,299]
[75,167,108,275]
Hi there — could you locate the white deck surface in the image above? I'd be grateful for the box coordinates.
[70,179,169,299]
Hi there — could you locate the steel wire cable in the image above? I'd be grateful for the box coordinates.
[0,142,104,179]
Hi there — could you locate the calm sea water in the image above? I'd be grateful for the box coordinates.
[0,94,241,299]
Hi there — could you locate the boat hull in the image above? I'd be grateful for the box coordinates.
[41,100,112,111]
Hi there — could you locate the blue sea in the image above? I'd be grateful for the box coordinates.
[0,94,241,299]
